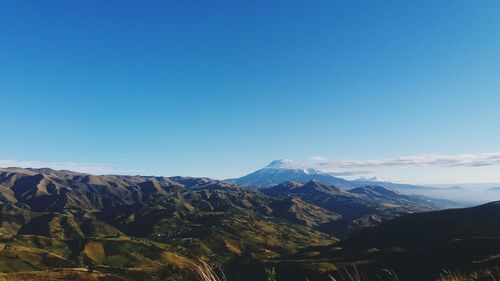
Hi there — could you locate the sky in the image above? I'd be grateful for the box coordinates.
[0,1,499,184]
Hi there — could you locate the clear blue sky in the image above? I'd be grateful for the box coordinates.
[1,1,499,181]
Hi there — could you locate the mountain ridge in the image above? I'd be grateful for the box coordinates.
[227,160,476,204]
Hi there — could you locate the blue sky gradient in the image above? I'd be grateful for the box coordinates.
[1,1,499,182]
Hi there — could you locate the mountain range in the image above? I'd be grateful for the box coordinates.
[260,180,458,237]
[228,159,442,192]
[0,166,453,239]
[0,165,498,281]
[0,166,462,280]
[227,159,480,202]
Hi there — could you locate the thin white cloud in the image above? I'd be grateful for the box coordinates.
[309,155,329,162]
[328,170,373,177]
[310,152,500,169]
[0,159,122,175]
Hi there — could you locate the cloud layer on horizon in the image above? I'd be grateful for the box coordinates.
[310,152,500,170]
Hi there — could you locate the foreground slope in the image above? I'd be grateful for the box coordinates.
[244,202,500,281]
[346,201,500,250]
[336,202,500,281]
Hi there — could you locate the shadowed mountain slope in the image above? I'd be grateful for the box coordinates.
[261,180,453,237]
[346,201,500,250]
[331,201,500,281]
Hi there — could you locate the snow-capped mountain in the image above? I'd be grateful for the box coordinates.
[227,159,355,187]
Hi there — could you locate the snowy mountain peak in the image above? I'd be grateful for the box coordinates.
[264,159,324,174]
[265,159,299,169]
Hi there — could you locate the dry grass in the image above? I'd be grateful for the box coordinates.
[328,267,499,281]
[329,266,400,281]
[187,259,226,281]
[437,270,475,281]
[329,265,367,281]
[437,270,497,281]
